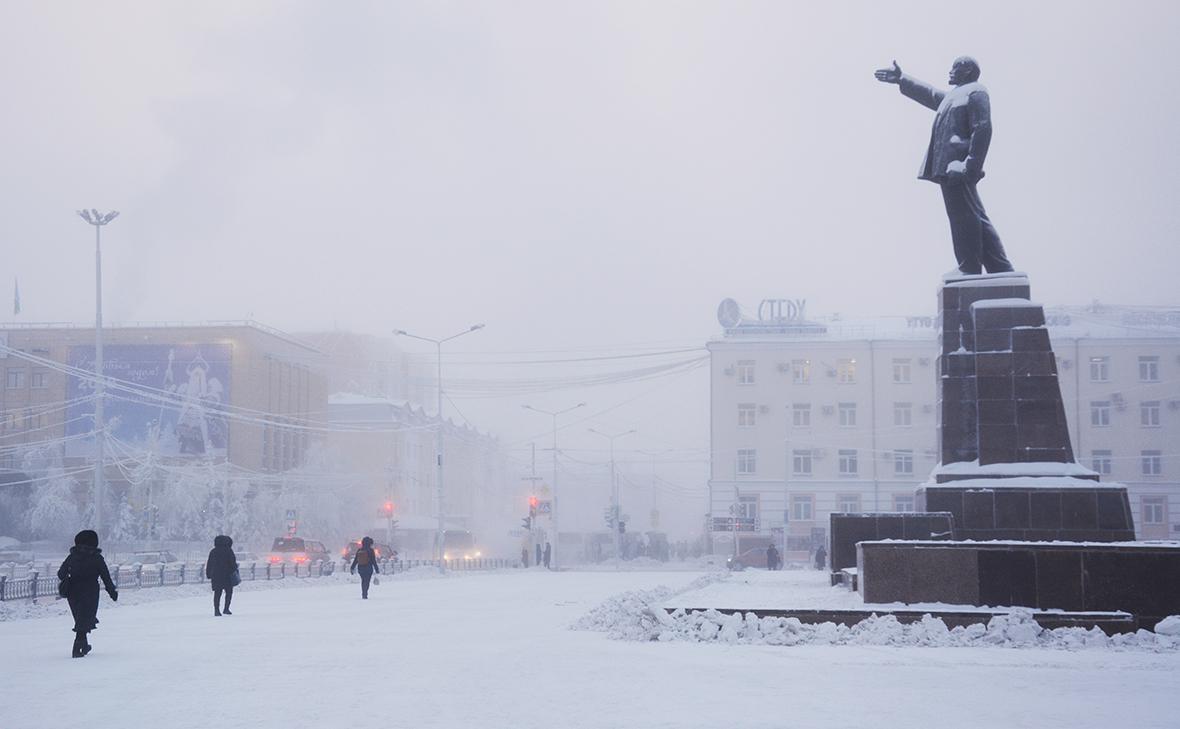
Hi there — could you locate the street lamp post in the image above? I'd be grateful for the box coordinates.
[394,324,484,566]
[76,209,119,535]
[522,402,585,570]
[587,427,637,563]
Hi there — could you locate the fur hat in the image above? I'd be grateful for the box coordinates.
[74,529,99,547]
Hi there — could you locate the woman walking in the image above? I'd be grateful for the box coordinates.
[56,529,118,658]
[349,536,380,599]
[206,535,239,616]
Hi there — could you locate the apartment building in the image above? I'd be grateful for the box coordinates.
[707,299,1180,556]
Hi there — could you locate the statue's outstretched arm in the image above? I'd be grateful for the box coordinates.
[898,74,945,111]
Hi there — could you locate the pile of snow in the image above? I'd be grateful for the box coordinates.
[575,592,1180,651]
[571,573,728,638]
[573,557,726,573]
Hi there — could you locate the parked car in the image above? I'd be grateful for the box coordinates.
[121,550,181,566]
[268,537,330,565]
[726,547,770,571]
[341,539,396,562]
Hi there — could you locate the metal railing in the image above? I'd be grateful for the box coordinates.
[0,556,514,601]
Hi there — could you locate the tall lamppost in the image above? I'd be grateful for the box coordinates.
[394,324,484,564]
[588,427,637,562]
[76,209,119,534]
[522,402,585,569]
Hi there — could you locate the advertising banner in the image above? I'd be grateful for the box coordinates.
[66,343,232,459]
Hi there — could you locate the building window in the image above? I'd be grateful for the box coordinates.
[1090,401,1111,427]
[792,449,812,476]
[3,412,18,431]
[837,358,857,384]
[30,370,48,389]
[737,360,756,386]
[1141,450,1163,477]
[892,358,912,384]
[837,493,861,513]
[894,450,914,476]
[737,403,756,428]
[894,494,916,513]
[790,494,814,521]
[1142,497,1166,525]
[1091,450,1113,475]
[838,449,858,476]
[1141,401,1161,427]
[893,402,913,427]
[1089,356,1109,382]
[838,402,857,428]
[737,495,759,524]
[737,449,757,475]
[6,369,25,389]
[1138,356,1160,382]
[792,403,811,428]
[792,359,811,385]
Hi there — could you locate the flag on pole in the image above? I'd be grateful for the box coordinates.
[12,277,19,315]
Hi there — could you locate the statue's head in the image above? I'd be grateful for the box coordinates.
[948,56,981,85]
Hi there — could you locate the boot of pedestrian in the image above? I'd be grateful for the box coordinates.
[72,634,86,658]
[82,634,92,656]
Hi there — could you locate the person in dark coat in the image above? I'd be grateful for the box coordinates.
[543,542,551,569]
[766,543,780,571]
[521,546,529,568]
[535,543,542,567]
[205,535,239,616]
[815,544,827,571]
[349,536,380,599]
[57,529,118,658]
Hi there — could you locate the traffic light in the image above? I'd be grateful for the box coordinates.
[618,521,626,534]
[528,495,538,517]
[522,515,532,530]
[382,501,395,517]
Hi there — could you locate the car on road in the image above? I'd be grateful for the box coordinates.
[121,550,181,566]
[341,539,396,563]
[234,550,262,564]
[726,547,770,571]
[268,537,330,565]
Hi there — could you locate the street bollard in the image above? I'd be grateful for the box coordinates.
[135,565,143,588]
[0,575,6,601]
[251,563,257,581]
[266,562,272,581]
[158,564,166,586]
[179,563,186,584]
[29,569,38,600]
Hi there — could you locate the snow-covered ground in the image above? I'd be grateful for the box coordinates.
[2,569,1178,729]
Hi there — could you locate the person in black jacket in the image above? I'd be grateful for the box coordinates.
[349,536,380,599]
[57,529,118,658]
[205,535,239,616]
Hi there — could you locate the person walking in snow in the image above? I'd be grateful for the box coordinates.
[535,543,542,567]
[814,544,827,571]
[521,546,529,568]
[543,542,552,569]
[205,535,239,616]
[766,543,780,571]
[57,529,118,657]
[350,536,380,599]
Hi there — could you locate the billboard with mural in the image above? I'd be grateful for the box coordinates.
[66,343,232,459]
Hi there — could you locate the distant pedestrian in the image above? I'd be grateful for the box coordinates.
[814,545,827,571]
[205,535,239,616]
[766,543,780,571]
[56,529,118,658]
[350,536,380,599]
[536,543,542,567]
[543,542,552,569]
[521,546,529,568]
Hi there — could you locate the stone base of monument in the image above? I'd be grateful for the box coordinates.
[828,512,955,582]
[916,478,1135,542]
[857,540,1180,630]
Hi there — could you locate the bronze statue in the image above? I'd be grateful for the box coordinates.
[875,57,1014,275]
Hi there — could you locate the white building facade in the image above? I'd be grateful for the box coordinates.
[708,300,1180,558]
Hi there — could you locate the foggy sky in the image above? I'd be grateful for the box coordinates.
[3,2,1178,533]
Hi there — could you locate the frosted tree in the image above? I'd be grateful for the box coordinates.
[27,469,81,540]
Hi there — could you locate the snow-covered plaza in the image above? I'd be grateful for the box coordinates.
[3,568,1178,729]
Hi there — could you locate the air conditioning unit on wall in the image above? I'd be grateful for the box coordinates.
[724,367,735,376]
[822,405,834,415]
[758,405,770,414]
[918,357,930,367]
[777,363,790,373]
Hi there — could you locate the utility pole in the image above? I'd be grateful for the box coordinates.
[395,323,485,566]
[520,442,544,563]
[76,209,119,535]
[523,402,585,570]
[588,428,636,564]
